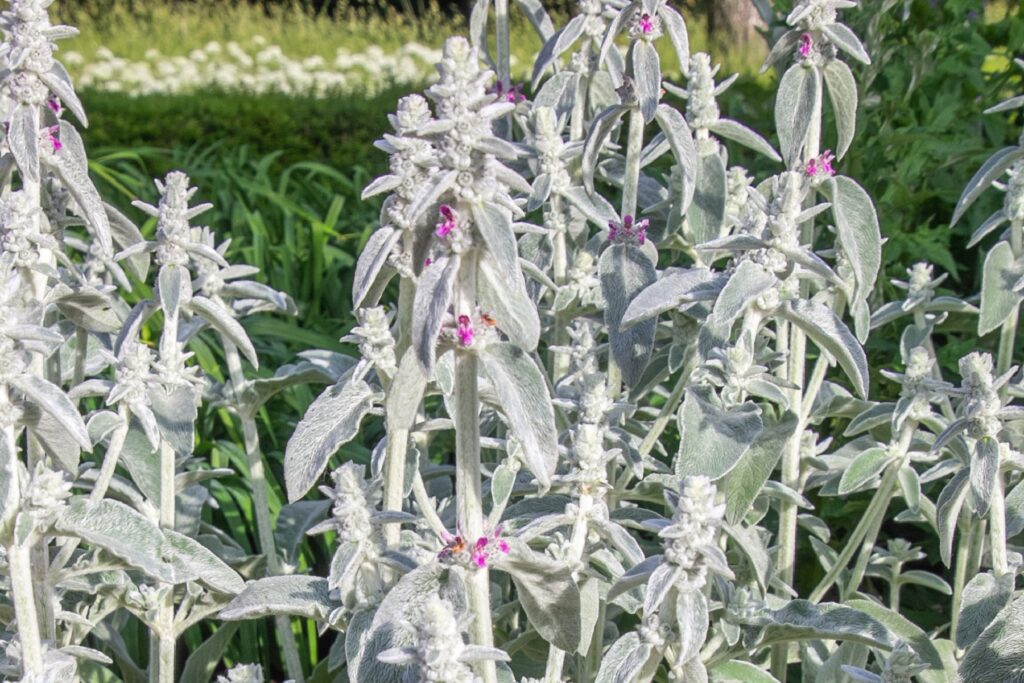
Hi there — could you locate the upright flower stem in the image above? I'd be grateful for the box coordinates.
[621,107,645,222]
[990,444,1010,576]
[384,260,417,543]
[152,439,176,683]
[773,78,822,682]
[495,0,511,88]
[454,251,497,683]
[222,342,305,683]
[950,520,975,641]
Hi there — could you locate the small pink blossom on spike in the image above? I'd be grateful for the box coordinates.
[639,13,654,34]
[806,150,836,179]
[457,315,474,347]
[47,125,61,152]
[47,97,61,114]
[499,540,510,554]
[490,80,527,104]
[436,204,457,238]
[799,33,813,58]
[608,215,650,245]
[424,257,433,267]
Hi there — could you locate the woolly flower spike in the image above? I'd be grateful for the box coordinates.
[45,125,60,152]
[345,306,397,376]
[23,463,72,531]
[131,171,220,270]
[457,314,475,347]
[309,462,378,545]
[215,663,264,683]
[0,190,52,268]
[659,476,731,594]
[377,595,510,682]
[805,150,836,180]
[629,9,661,40]
[799,32,813,58]
[608,214,649,245]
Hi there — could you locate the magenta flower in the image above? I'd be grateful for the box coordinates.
[470,528,510,568]
[799,33,813,59]
[489,80,527,104]
[639,13,655,34]
[47,97,61,114]
[436,204,457,238]
[47,125,62,152]
[438,526,510,568]
[608,215,650,245]
[806,150,836,179]
[457,315,474,347]
[424,257,433,267]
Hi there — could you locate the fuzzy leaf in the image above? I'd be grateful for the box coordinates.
[189,296,258,368]
[725,412,797,525]
[595,633,651,683]
[937,469,970,567]
[480,343,558,491]
[148,384,198,455]
[478,251,540,352]
[821,23,870,65]
[677,386,763,481]
[970,437,1001,517]
[352,226,401,309]
[846,599,949,682]
[162,529,245,594]
[412,255,460,373]
[824,175,881,324]
[220,576,334,621]
[9,374,91,452]
[979,241,1022,336]
[622,267,721,329]
[8,104,39,182]
[838,447,889,494]
[958,596,1024,681]
[823,59,858,159]
[179,623,239,683]
[764,600,896,649]
[952,146,1024,226]
[957,572,1015,649]
[284,374,377,502]
[706,119,781,161]
[688,151,728,245]
[775,63,821,167]
[633,41,661,123]
[496,540,581,652]
[780,299,869,399]
[600,243,657,387]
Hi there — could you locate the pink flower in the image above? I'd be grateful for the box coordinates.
[490,80,526,104]
[436,204,457,238]
[47,125,61,152]
[608,215,650,245]
[805,150,836,179]
[424,257,433,267]
[457,314,475,347]
[799,33,813,59]
[639,13,655,34]
[47,97,61,114]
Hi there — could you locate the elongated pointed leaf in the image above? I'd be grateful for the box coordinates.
[958,571,1015,649]
[952,146,1024,226]
[478,253,540,351]
[725,412,797,525]
[780,299,869,399]
[707,119,781,161]
[959,596,1024,681]
[188,296,258,368]
[8,104,39,183]
[633,41,660,123]
[979,241,1022,336]
[823,59,858,159]
[220,576,334,621]
[412,255,460,373]
[824,176,881,331]
[765,600,896,649]
[677,386,763,480]
[9,374,90,452]
[821,23,870,65]
[622,267,721,328]
[353,226,401,308]
[479,343,558,491]
[937,469,969,567]
[163,529,244,594]
[284,374,377,502]
[688,151,728,245]
[838,447,890,494]
[495,540,581,652]
[600,243,657,387]
[775,63,821,167]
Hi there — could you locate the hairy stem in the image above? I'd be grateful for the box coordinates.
[151,440,176,683]
[495,0,510,89]
[621,107,645,221]
[223,342,305,683]
[990,446,1009,576]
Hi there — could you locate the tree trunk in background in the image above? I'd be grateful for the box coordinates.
[705,0,765,48]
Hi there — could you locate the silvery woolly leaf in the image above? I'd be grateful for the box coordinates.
[595,632,652,683]
[937,468,969,567]
[633,40,661,123]
[979,241,1022,336]
[8,104,39,183]
[407,169,457,226]
[149,384,198,455]
[188,296,258,368]
[479,343,558,491]
[352,226,401,309]
[386,347,428,442]
[494,539,581,653]
[760,29,800,74]
[837,446,889,495]
[345,608,376,682]
[473,203,521,283]
[845,599,949,682]
[677,590,710,663]
[531,14,586,87]
[119,416,160,501]
[54,497,176,583]
[709,661,781,682]
[706,119,781,161]
[0,433,15,538]
[284,374,377,502]
[821,23,870,65]
[600,243,657,388]
[823,176,881,328]
[220,576,334,621]
[513,0,555,40]
[775,63,821,167]
[479,255,540,351]
[986,95,1024,114]
[563,185,620,228]
[412,255,460,373]
[660,5,690,73]
[56,289,122,333]
[583,105,628,194]
[764,600,896,649]
[1004,479,1024,537]
[952,146,1024,226]
[162,529,245,594]
[607,554,664,603]
[355,564,466,683]
[957,571,1015,650]
[823,59,858,159]
[654,104,698,211]
[622,267,721,329]
[969,437,1001,517]
[677,386,763,481]
[40,61,88,125]
[52,122,113,252]
[968,210,1009,249]
[780,299,869,399]
[643,561,681,614]
[709,260,776,335]
[490,460,516,512]
[329,540,364,592]
[688,150,728,245]
[247,359,339,410]
[958,595,1024,681]
[9,374,90,452]
[158,264,190,321]
[23,405,81,474]
[725,412,797,525]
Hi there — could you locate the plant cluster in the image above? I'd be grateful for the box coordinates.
[2,0,1024,682]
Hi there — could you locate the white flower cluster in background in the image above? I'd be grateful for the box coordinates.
[62,37,444,97]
